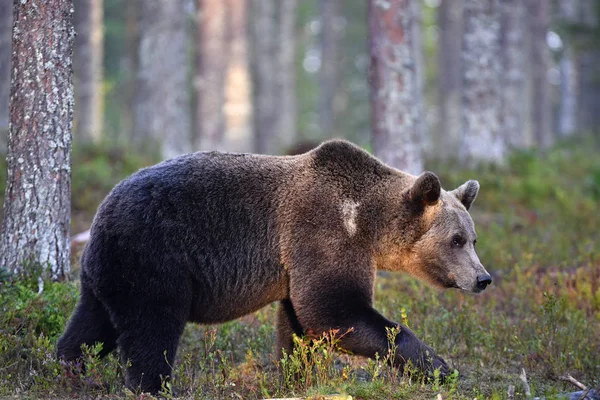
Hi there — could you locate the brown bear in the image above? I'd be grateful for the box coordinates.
[57,139,491,393]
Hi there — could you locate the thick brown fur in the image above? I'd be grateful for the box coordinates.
[58,139,489,393]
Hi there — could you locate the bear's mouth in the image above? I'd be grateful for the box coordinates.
[427,265,459,289]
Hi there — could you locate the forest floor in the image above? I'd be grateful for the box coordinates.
[1,138,599,399]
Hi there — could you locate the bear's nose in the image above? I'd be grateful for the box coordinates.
[476,274,492,291]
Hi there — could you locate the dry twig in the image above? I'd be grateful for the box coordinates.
[520,368,532,397]
[508,384,515,400]
[558,374,587,391]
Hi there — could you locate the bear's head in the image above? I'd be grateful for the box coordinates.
[376,172,491,293]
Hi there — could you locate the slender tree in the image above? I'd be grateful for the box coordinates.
[277,0,297,148]
[369,0,424,174]
[249,0,296,155]
[0,0,11,152]
[195,0,231,151]
[558,0,579,137]
[500,0,528,148]
[74,0,104,142]
[0,0,75,279]
[573,0,600,134]
[249,0,275,154]
[224,0,252,153]
[528,0,552,148]
[460,0,505,164]
[134,0,191,159]
[122,0,139,141]
[318,0,339,138]
[437,0,463,159]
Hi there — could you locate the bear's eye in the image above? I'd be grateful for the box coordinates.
[473,239,478,246]
[451,235,465,248]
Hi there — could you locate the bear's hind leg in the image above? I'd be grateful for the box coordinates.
[276,299,304,359]
[114,308,187,394]
[57,285,118,362]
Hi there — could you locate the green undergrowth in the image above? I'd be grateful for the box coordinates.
[0,138,599,399]
[70,140,159,232]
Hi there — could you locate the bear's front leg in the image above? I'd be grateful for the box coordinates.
[313,305,448,378]
[290,277,450,379]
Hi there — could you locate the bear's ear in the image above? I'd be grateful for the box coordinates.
[409,172,441,208]
[451,180,480,210]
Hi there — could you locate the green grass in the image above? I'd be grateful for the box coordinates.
[1,138,599,399]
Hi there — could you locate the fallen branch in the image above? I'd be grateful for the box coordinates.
[508,384,515,400]
[558,374,587,391]
[520,368,532,397]
[70,229,90,246]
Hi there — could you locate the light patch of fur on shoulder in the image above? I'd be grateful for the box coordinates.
[340,200,360,236]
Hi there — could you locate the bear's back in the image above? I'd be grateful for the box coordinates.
[84,151,302,321]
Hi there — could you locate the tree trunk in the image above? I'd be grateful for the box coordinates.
[74,0,104,142]
[223,0,252,153]
[528,0,552,148]
[0,0,74,280]
[461,0,505,164]
[0,1,11,152]
[122,0,139,142]
[276,0,297,149]
[249,0,297,155]
[249,0,277,154]
[318,0,338,138]
[500,0,527,149]
[557,1,578,137]
[575,0,600,134]
[134,0,191,159]
[369,0,424,174]
[195,0,231,151]
[437,0,463,160]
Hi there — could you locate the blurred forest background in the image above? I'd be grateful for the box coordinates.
[1,0,599,237]
[2,0,600,164]
[0,1,600,398]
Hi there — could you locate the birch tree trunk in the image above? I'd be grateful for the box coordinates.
[369,0,424,174]
[134,0,191,159]
[318,0,338,138]
[528,0,552,148]
[195,0,231,151]
[437,0,463,160]
[0,0,74,279]
[0,1,11,152]
[500,0,527,149]
[74,0,104,142]
[461,0,505,164]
